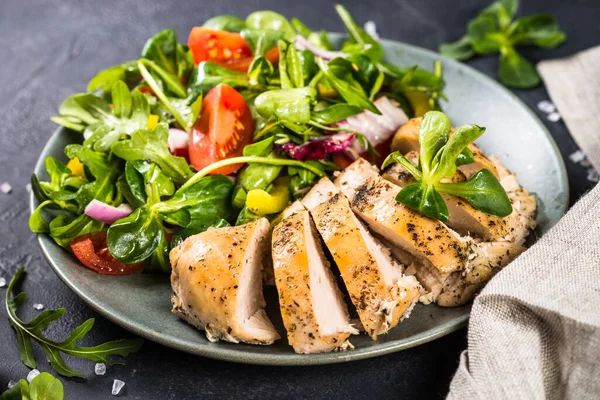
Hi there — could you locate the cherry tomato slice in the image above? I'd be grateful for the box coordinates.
[188,27,279,72]
[188,27,252,65]
[70,231,143,275]
[189,83,254,175]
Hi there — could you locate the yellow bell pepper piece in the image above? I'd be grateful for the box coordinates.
[146,114,159,130]
[405,92,433,117]
[66,157,85,177]
[246,178,290,216]
[317,83,338,99]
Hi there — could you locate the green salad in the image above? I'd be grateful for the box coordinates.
[29,5,451,274]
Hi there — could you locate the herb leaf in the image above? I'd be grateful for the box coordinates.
[5,268,143,378]
[436,169,513,216]
[111,124,192,184]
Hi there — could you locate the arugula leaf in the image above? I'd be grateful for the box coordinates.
[5,267,143,378]
[203,15,246,32]
[245,11,296,41]
[111,124,192,184]
[382,111,511,221]
[438,0,565,88]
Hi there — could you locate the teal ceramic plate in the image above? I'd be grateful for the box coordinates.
[32,36,568,365]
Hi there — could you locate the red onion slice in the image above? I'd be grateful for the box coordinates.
[168,128,189,154]
[85,200,133,224]
[294,35,345,61]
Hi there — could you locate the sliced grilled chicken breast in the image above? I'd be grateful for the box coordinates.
[170,218,279,345]
[394,238,525,306]
[335,159,468,274]
[382,152,512,241]
[272,201,356,353]
[489,156,537,245]
[390,117,499,179]
[302,178,422,339]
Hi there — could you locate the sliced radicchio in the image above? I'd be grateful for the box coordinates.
[278,133,356,161]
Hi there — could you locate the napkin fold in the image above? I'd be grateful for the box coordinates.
[447,47,600,399]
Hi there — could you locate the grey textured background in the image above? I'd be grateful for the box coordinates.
[0,0,597,399]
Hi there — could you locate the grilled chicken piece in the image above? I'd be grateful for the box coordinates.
[390,117,499,179]
[489,156,537,245]
[170,218,279,345]
[302,178,422,339]
[381,235,525,306]
[335,159,469,274]
[272,201,356,353]
[382,152,512,241]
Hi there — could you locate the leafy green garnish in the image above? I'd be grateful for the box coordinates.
[245,11,296,41]
[439,0,566,88]
[1,372,64,400]
[203,15,246,32]
[381,111,512,221]
[111,123,192,184]
[5,268,143,378]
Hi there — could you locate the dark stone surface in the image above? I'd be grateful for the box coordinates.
[0,0,597,398]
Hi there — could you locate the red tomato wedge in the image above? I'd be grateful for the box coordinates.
[71,231,143,275]
[189,83,254,175]
[188,27,279,72]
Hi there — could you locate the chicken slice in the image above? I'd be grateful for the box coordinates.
[170,218,279,345]
[390,117,499,179]
[382,152,512,241]
[335,159,469,274]
[302,178,422,339]
[271,201,356,353]
[381,235,525,306]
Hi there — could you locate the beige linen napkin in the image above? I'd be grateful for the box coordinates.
[447,47,600,399]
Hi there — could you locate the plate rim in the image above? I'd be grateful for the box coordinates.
[30,35,568,366]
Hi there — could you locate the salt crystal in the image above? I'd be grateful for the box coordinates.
[95,363,106,375]
[587,168,599,183]
[33,303,44,311]
[112,379,125,396]
[25,183,32,193]
[537,100,556,113]
[26,369,40,383]
[7,380,16,389]
[0,182,12,194]
[364,21,379,39]
[0,278,6,288]
[547,112,561,122]
[569,150,586,164]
